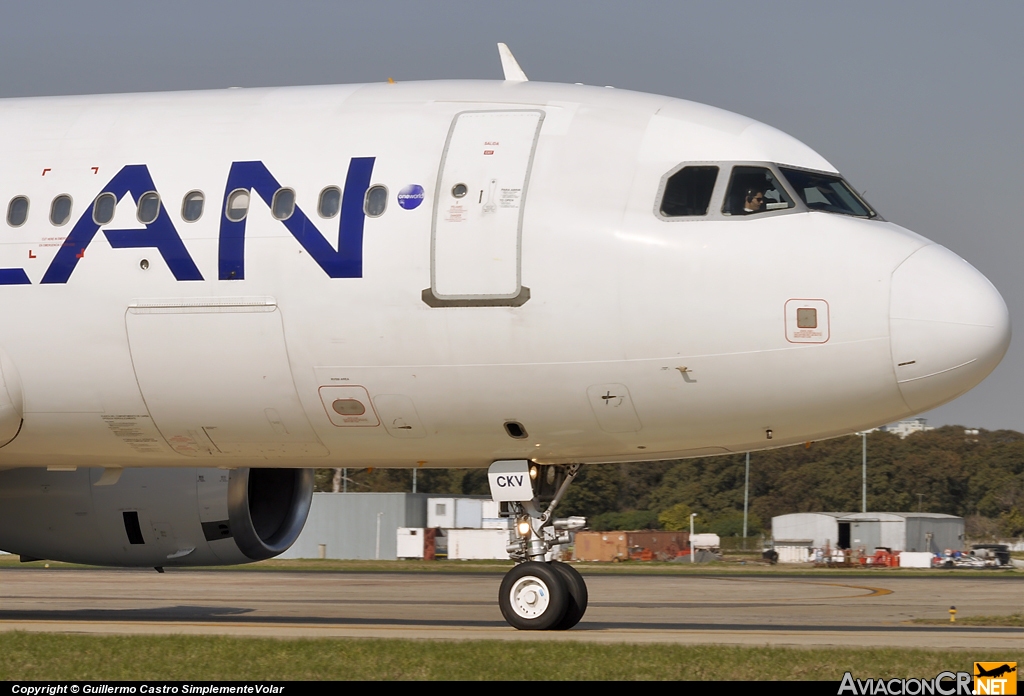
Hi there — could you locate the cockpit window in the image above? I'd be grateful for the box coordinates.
[723,166,793,216]
[779,167,876,218]
[660,166,719,216]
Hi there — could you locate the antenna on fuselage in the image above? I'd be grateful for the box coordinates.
[497,43,528,82]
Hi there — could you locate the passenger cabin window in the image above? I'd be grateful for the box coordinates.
[364,185,388,217]
[181,191,205,222]
[6,196,28,227]
[660,166,718,216]
[225,189,250,222]
[271,188,295,221]
[779,167,876,218]
[137,192,161,224]
[318,186,341,219]
[723,167,793,216]
[93,193,116,225]
[50,195,73,226]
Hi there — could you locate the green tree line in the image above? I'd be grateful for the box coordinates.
[315,426,1024,538]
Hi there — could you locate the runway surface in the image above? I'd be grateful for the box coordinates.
[0,568,1020,648]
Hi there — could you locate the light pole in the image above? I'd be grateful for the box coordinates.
[743,452,750,549]
[861,432,867,513]
[375,511,384,560]
[690,512,698,564]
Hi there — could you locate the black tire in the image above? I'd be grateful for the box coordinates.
[498,561,568,630]
[549,561,588,630]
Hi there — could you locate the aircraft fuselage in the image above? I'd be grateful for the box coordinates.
[0,80,1008,470]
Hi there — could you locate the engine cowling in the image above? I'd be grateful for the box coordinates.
[0,467,313,566]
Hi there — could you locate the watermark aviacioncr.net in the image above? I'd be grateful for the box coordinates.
[838,663,1017,696]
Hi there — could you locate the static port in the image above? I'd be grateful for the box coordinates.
[504,421,528,439]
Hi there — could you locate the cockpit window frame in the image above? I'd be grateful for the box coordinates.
[653,161,731,222]
[655,161,883,223]
[720,164,796,218]
[777,164,882,220]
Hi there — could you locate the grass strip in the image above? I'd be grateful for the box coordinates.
[0,633,1019,681]
[914,613,1024,627]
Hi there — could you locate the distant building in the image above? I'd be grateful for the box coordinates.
[280,492,428,560]
[878,418,934,439]
[280,493,505,560]
[772,511,964,554]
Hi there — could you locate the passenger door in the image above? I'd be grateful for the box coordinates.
[426,110,543,306]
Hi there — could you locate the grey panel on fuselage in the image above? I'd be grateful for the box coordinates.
[126,302,327,458]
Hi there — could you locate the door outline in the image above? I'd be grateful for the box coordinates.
[423,109,544,307]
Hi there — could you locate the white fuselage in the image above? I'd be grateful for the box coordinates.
[0,80,1009,470]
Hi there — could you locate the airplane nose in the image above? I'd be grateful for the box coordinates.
[890,244,1010,412]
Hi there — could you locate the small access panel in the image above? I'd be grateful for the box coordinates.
[785,299,829,343]
[425,110,543,307]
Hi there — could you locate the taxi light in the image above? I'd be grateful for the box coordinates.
[517,519,532,537]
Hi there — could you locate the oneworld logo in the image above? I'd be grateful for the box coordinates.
[397,184,425,210]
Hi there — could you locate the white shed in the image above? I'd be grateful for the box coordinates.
[772,512,964,554]
[427,496,496,529]
[772,512,851,548]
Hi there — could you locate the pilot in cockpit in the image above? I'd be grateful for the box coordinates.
[722,166,793,216]
[742,188,765,214]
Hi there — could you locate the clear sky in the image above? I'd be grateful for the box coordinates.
[1,1,1020,430]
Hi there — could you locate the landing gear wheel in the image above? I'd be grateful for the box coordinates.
[549,561,588,630]
[499,561,568,630]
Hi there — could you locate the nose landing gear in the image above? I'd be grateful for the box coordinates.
[488,460,588,630]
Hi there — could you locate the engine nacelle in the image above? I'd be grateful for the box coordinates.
[0,467,313,566]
